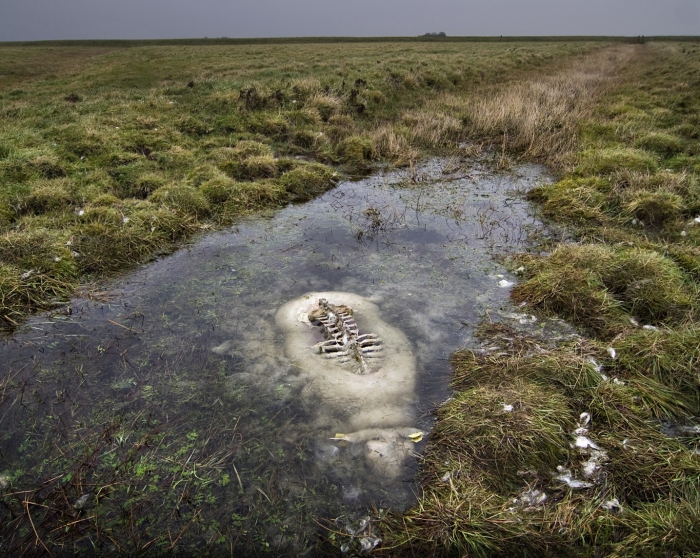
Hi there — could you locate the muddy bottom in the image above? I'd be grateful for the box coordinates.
[0,157,564,555]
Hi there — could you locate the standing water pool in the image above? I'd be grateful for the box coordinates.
[1,157,555,555]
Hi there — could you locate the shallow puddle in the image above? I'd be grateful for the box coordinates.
[1,157,556,554]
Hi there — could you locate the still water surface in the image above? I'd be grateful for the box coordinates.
[1,158,552,554]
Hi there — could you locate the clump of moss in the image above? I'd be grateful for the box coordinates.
[275,157,297,174]
[72,222,149,274]
[666,154,700,174]
[54,124,107,159]
[149,184,210,218]
[186,164,225,187]
[28,153,67,179]
[512,259,626,336]
[363,89,386,105]
[128,206,198,242]
[155,145,196,170]
[104,150,141,167]
[285,107,322,128]
[577,147,658,176]
[229,140,272,159]
[212,142,280,180]
[615,169,697,197]
[108,161,160,199]
[0,149,66,182]
[176,115,211,137]
[289,77,322,100]
[132,173,167,199]
[73,206,196,275]
[437,369,573,491]
[580,121,622,145]
[600,247,694,323]
[289,129,321,150]
[275,163,338,202]
[248,113,289,138]
[324,114,355,143]
[222,180,287,212]
[667,245,700,280]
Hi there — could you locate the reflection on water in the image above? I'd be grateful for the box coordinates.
[0,158,552,554]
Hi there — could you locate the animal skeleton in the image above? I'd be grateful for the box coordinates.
[310,299,382,374]
[276,291,418,480]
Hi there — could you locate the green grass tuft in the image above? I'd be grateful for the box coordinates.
[199,175,237,204]
[23,180,76,215]
[275,162,338,201]
[528,177,610,225]
[633,132,685,158]
[0,263,72,327]
[148,184,211,218]
[514,244,696,333]
[0,228,77,279]
[219,154,278,180]
[337,135,374,170]
[577,147,658,176]
[613,327,700,400]
[623,190,684,228]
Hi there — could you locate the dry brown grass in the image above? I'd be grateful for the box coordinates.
[416,45,638,164]
[362,45,637,169]
[369,125,420,166]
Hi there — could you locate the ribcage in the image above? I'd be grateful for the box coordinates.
[311,299,382,374]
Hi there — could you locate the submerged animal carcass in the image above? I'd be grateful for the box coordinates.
[275,292,420,479]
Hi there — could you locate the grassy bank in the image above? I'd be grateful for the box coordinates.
[0,40,604,329]
[380,42,700,557]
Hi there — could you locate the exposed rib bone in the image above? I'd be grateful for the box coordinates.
[311,298,383,375]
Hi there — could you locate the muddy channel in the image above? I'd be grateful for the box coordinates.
[0,157,571,555]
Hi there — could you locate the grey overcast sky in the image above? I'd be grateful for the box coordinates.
[1,0,699,42]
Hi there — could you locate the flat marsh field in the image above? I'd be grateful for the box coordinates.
[1,38,700,556]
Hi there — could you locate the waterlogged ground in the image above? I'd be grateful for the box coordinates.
[0,158,570,556]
